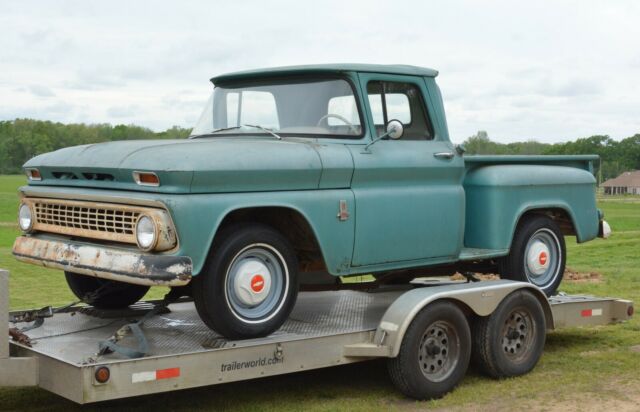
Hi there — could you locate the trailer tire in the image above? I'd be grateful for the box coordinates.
[387,300,471,400]
[500,215,566,296]
[64,271,150,309]
[473,289,546,378]
[193,224,298,339]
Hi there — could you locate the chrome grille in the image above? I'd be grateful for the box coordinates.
[34,202,140,235]
[22,197,177,250]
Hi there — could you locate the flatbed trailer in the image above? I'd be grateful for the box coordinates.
[0,269,633,404]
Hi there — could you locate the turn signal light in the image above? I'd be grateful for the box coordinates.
[25,168,41,181]
[133,171,160,187]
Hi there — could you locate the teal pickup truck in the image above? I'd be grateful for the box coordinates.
[13,64,609,339]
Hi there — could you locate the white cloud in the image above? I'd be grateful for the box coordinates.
[0,0,639,143]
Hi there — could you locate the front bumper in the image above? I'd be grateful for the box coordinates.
[12,236,192,286]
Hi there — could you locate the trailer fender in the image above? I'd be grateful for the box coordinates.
[361,280,552,358]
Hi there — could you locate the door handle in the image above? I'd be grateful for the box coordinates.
[433,152,455,160]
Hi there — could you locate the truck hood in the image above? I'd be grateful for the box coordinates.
[24,137,351,194]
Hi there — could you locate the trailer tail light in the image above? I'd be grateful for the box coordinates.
[95,367,111,384]
[629,306,634,317]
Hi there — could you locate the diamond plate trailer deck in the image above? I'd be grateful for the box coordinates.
[0,269,633,403]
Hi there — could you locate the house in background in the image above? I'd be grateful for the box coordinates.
[601,171,640,195]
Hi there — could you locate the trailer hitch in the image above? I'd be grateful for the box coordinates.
[9,306,54,324]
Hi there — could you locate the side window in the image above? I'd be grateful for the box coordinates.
[366,81,432,140]
[226,90,279,129]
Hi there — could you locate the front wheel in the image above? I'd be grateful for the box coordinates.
[64,271,150,309]
[192,224,298,339]
[500,215,566,296]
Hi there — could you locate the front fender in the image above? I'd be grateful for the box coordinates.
[167,190,356,276]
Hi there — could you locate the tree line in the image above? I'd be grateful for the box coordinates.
[0,119,191,174]
[463,131,640,182]
[1,118,638,182]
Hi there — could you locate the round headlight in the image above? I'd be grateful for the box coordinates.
[18,204,33,232]
[136,215,157,250]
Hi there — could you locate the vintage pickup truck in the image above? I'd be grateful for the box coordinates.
[13,64,609,339]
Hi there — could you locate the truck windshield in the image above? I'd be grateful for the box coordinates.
[191,78,363,138]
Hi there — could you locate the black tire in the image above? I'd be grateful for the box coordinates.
[472,289,546,378]
[500,215,566,296]
[387,301,471,400]
[192,224,298,339]
[64,271,150,310]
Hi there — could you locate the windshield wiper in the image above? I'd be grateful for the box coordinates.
[190,124,282,140]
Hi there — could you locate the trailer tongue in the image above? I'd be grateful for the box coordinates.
[1,269,633,403]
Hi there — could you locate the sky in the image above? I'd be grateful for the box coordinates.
[1,0,639,144]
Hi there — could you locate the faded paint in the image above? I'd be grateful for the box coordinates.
[12,236,191,286]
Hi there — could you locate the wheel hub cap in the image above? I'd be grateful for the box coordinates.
[233,259,272,306]
[526,240,550,276]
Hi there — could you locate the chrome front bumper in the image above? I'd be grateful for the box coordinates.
[12,236,192,286]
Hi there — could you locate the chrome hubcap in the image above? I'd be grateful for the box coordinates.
[524,229,561,287]
[232,259,272,306]
[225,244,288,323]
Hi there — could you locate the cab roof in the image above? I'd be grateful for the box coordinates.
[211,64,438,84]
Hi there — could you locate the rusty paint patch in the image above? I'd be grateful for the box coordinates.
[12,236,192,287]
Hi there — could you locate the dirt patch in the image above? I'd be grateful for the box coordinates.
[564,268,603,283]
[430,380,640,412]
[450,269,602,284]
[450,273,500,281]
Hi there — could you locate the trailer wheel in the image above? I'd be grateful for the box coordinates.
[500,215,566,296]
[473,289,546,378]
[193,224,298,339]
[387,301,471,400]
[64,272,150,309]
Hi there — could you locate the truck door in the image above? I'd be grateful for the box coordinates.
[349,74,465,267]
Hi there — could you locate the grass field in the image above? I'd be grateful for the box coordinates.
[0,175,639,411]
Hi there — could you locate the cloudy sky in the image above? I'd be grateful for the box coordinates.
[1,1,639,143]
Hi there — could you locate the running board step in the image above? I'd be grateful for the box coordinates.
[458,247,509,261]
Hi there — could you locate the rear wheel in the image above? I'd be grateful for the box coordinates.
[64,271,150,309]
[387,301,471,400]
[500,215,566,296]
[472,289,546,378]
[192,224,298,339]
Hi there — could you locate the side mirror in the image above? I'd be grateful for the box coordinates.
[386,119,404,140]
[362,119,405,153]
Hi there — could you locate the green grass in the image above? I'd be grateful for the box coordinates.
[1,174,639,410]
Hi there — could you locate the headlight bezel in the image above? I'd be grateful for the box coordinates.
[18,203,34,232]
[135,214,158,251]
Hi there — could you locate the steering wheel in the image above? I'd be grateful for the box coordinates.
[316,114,359,134]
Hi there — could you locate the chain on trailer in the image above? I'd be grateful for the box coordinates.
[8,282,184,360]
